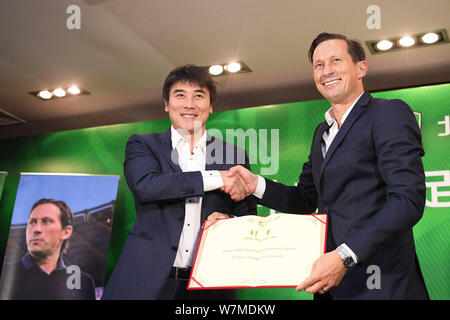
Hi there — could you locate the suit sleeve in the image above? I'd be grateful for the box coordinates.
[124,134,204,204]
[257,126,320,214]
[346,100,426,264]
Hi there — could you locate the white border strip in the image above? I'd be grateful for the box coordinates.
[20,172,120,178]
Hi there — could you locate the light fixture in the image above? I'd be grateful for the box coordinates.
[399,36,415,47]
[421,32,439,44]
[376,40,393,51]
[30,85,89,100]
[225,62,241,73]
[38,90,52,99]
[208,65,224,76]
[67,85,81,95]
[204,61,251,77]
[366,28,448,54]
[53,88,66,97]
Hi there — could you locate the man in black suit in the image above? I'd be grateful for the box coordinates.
[103,65,256,300]
[228,33,429,299]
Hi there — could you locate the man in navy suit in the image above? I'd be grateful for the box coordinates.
[103,65,256,300]
[227,33,429,299]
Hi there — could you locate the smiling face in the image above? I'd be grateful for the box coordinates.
[26,203,72,260]
[312,39,367,106]
[164,81,213,134]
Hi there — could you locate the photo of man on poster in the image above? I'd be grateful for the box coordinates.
[0,198,95,300]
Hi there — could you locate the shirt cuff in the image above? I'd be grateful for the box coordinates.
[201,170,224,192]
[253,175,266,199]
[341,243,359,264]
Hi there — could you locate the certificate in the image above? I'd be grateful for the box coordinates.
[188,213,327,289]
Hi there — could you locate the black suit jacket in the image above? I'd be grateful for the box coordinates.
[259,92,429,299]
[103,128,256,299]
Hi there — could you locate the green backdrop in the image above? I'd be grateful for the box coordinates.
[0,83,448,300]
[0,173,6,202]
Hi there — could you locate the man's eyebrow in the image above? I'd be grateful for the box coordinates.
[313,57,323,63]
[313,55,340,64]
[29,216,54,221]
[171,88,207,94]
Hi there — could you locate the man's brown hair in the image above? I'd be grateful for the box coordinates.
[308,32,366,64]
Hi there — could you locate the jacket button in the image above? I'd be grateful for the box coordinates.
[171,246,177,251]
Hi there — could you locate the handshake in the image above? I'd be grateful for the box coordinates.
[219,165,258,202]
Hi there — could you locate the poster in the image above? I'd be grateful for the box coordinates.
[0,173,119,300]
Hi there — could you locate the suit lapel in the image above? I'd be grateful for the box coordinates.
[312,122,329,189]
[158,128,182,173]
[318,91,372,180]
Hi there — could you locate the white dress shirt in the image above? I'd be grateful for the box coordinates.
[171,126,224,268]
[253,93,364,263]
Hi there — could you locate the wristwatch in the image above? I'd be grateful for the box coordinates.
[337,245,356,269]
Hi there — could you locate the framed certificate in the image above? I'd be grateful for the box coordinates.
[188,213,327,289]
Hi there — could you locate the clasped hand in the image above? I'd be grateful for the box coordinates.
[204,166,257,229]
[219,165,258,202]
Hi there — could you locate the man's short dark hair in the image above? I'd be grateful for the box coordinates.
[162,64,217,106]
[308,33,366,64]
[30,198,74,255]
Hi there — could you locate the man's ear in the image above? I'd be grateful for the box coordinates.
[62,225,73,240]
[164,101,169,113]
[357,60,368,79]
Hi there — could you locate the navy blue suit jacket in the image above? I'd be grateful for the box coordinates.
[103,128,256,299]
[259,92,429,299]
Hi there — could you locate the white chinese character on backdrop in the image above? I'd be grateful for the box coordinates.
[425,170,450,207]
[437,115,450,137]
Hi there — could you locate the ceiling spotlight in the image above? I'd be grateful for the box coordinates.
[68,85,81,95]
[226,62,241,73]
[203,61,251,77]
[421,32,439,44]
[399,36,415,47]
[376,40,393,51]
[366,29,448,55]
[38,90,52,99]
[30,86,89,100]
[53,88,66,97]
[208,65,224,76]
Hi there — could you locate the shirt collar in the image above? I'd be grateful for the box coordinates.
[22,252,66,271]
[170,125,207,154]
[324,92,365,127]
